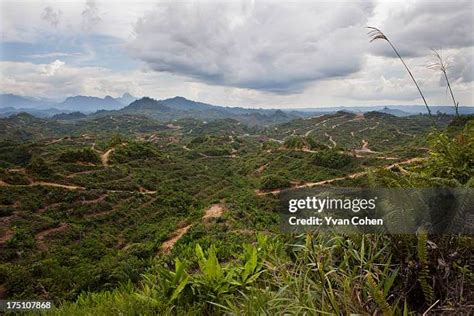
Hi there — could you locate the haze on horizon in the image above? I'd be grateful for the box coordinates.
[0,0,473,109]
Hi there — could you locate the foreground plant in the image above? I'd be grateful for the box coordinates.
[367,27,434,122]
[428,49,460,118]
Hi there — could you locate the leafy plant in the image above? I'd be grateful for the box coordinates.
[417,229,434,304]
[139,258,189,304]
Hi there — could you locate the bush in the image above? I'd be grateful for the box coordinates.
[111,142,160,163]
[26,157,54,178]
[284,136,306,149]
[424,122,473,184]
[59,148,100,164]
[260,174,290,190]
[313,149,354,169]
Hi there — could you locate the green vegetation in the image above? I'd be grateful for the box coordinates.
[260,174,290,190]
[313,149,356,169]
[0,111,471,314]
[59,148,100,164]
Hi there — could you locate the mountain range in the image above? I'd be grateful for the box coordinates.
[1,93,473,123]
[0,93,137,117]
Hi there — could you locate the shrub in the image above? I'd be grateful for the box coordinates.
[284,136,306,149]
[260,174,290,190]
[313,149,354,169]
[59,148,100,164]
[424,122,473,184]
[26,156,54,178]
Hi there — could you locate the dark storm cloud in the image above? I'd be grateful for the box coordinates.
[129,1,375,94]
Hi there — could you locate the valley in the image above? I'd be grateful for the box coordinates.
[0,109,471,314]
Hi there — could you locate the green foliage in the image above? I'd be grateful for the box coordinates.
[284,136,306,149]
[137,258,190,305]
[59,148,100,164]
[313,149,355,169]
[108,134,127,147]
[417,229,434,304]
[0,111,471,315]
[111,142,161,163]
[193,244,233,301]
[283,135,326,150]
[260,174,290,190]
[0,142,32,167]
[366,273,393,316]
[26,156,54,178]
[424,122,473,184]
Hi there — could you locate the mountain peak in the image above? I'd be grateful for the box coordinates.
[169,96,188,101]
[116,92,137,106]
[123,97,171,112]
[60,95,122,112]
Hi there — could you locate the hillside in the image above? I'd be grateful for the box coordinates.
[105,96,305,126]
[0,111,471,314]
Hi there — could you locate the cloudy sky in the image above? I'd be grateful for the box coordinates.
[1,0,473,108]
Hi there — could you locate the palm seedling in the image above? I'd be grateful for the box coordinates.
[367,27,434,123]
[427,49,460,118]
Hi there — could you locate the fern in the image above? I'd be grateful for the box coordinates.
[417,229,434,304]
[366,273,392,316]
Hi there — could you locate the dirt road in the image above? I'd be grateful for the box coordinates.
[159,203,225,253]
[256,157,426,196]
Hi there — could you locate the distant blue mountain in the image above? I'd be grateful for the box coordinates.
[58,95,123,112]
[1,93,473,119]
[115,93,137,106]
[0,93,138,114]
[291,105,474,116]
[0,94,52,109]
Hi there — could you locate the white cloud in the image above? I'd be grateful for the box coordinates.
[25,52,83,59]
[130,0,375,93]
[1,0,472,107]
[42,59,65,76]
[367,0,474,58]
[0,0,149,42]
[0,60,136,98]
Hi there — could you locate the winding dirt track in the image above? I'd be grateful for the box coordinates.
[396,128,415,138]
[325,133,337,148]
[101,148,114,167]
[1,181,85,190]
[198,152,237,159]
[354,139,378,154]
[0,180,159,195]
[159,203,225,253]
[35,223,68,251]
[304,118,331,137]
[256,157,426,196]
[160,225,192,253]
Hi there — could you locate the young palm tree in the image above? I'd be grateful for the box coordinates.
[367,27,434,121]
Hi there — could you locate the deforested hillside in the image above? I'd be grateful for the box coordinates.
[1,111,472,313]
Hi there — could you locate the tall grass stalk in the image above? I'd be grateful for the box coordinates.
[367,27,435,125]
[428,49,460,118]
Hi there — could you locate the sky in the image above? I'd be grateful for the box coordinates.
[0,0,473,108]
